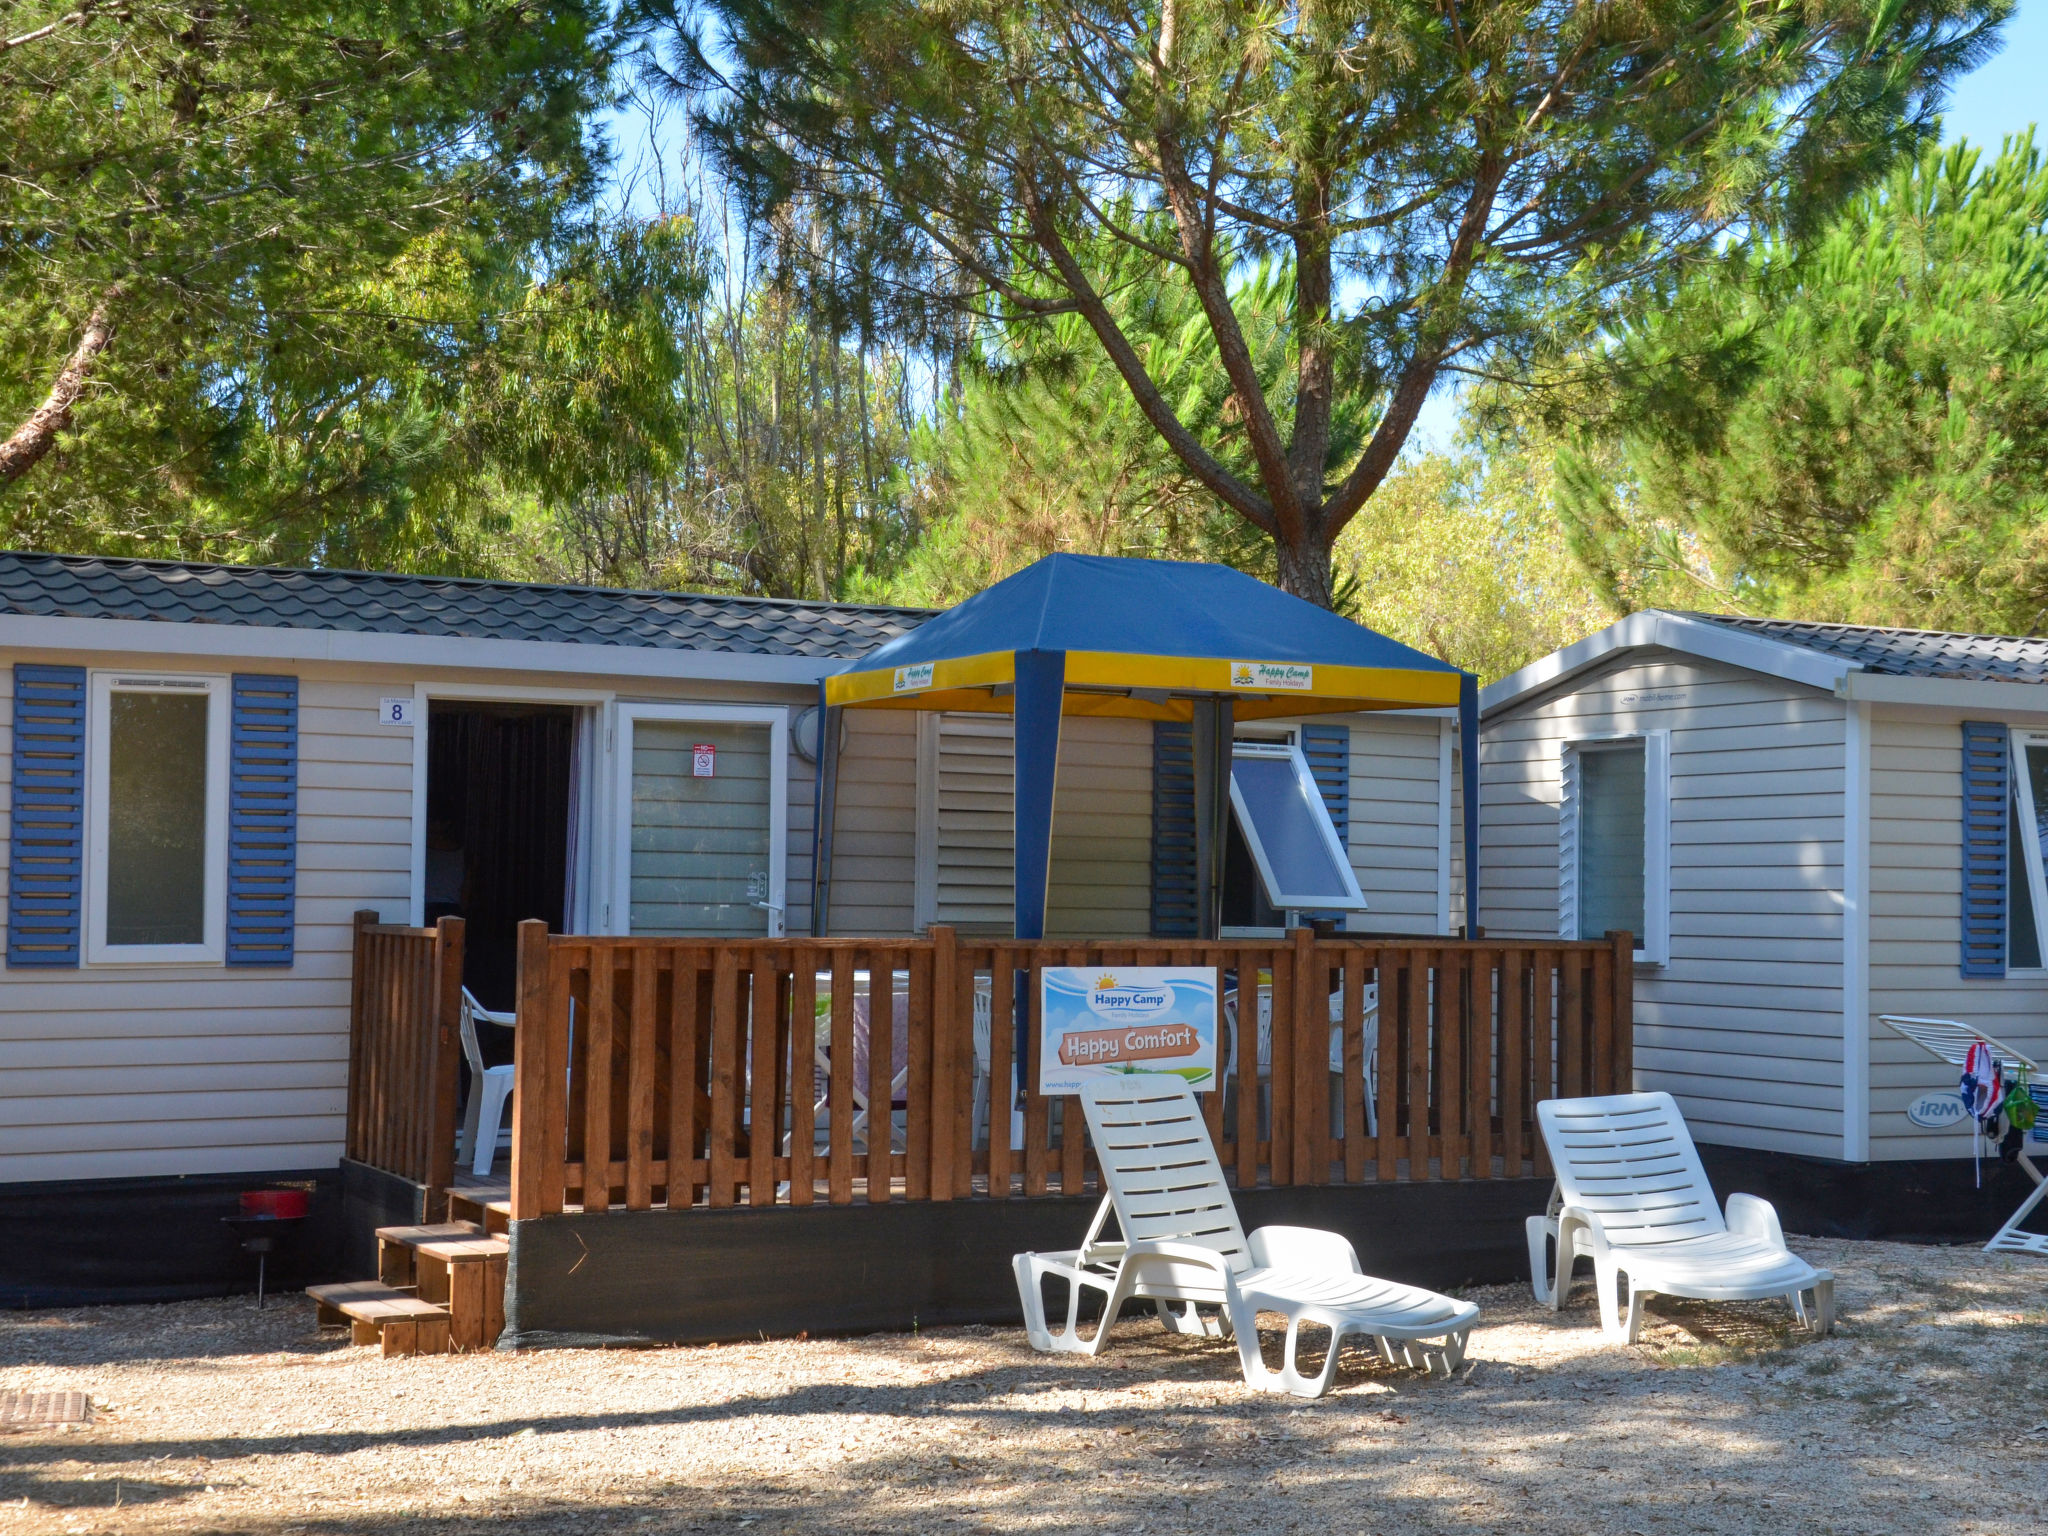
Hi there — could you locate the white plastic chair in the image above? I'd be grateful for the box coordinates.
[1529,1092,1835,1342]
[458,988,517,1178]
[1013,1074,1479,1396]
[1222,981,1378,1135]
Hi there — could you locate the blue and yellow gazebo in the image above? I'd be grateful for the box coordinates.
[818,554,1478,941]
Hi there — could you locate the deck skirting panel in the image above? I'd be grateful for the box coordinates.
[500,1178,1552,1349]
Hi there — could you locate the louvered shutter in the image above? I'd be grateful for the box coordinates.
[1300,722,1353,923]
[1150,721,1198,938]
[7,665,86,966]
[1961,719,2009,978]
[226,674,299,966]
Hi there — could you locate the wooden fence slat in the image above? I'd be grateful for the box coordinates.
[668,951,703,1210]
[1592,940,1616,1100]
[1060,946,1086,1197]
[1439,947,1464,1180]
[1532,950,1557,1178]
[582,954,617,1212]
[988,954,1015,1200]
[1468,948,1493,1179]
[867,952,895,1204]
[1023,955,1049,1198]
[907,943,935,1202]
[1501,949,1526,1178]
[707,948,742,1208]
[625,946,657,1210]
[1612,930,1635,1093]
[1376,952,1400,1182]
[1234,948,1260,1190]
[790,958,818,1206]
[749,952,780,1208]
[829,952,856,1205]
[1407,953,1432,1179]
[1560,950,1587,1100]
[1290,929,1319,1187]
[1342,951,1367,1183]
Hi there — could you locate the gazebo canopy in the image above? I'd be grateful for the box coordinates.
[815,554,1477,944]
[826,553,1463,719]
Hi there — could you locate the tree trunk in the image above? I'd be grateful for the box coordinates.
[0,295,118,484]
[1273,529,1335,608]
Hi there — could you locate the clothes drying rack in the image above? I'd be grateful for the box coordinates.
[1878,1015,2048,1256]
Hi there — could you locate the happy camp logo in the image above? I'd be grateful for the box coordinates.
[1229,660,1313,691]
[1085,973,1172,1021]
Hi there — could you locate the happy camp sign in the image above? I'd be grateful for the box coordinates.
[1037,967,1219,1095]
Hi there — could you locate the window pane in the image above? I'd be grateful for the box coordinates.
[630,721,772,935]
[1578,743,1645,944]
[106,691,210,946]
[2011,786,2041,969]
[1230,752,1357,906]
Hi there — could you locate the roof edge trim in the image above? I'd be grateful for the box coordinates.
[1480,611,1859,718]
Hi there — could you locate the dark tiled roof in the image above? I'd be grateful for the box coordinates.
[1684,612,2048,684]
[0,551,933,659]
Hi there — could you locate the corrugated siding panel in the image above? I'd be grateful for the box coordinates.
[226,674,299,966]
[935,713,1014,930]
[6,665,85,967]
[1479,654,1848,1158]
[827,710,918,935]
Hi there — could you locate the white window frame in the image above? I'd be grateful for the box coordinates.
[84,670,231,966]
[1227,740,1368,914]
[1559,730,1670,965]
[2007,727,2048,974]
[611,702,789,939]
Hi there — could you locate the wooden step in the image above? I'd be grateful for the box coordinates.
[446,1188,511,1235]
[414,1236,510,1351]
[375,1221,485,1287]
[307,1281,452,1357]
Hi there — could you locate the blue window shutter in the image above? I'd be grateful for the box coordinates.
[1961,719,2009,978]
[7,665,86,967]
[1151,721,1198,938]
[227,674,299,966]
[1300,722,1353,923]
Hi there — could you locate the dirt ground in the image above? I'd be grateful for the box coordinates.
[2,1237,2044,1536]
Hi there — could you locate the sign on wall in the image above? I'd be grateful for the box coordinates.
[692,743,716,778]
[378,697,417,727]
[1904,1092,1970,1130]
[1038,966,1218,1095]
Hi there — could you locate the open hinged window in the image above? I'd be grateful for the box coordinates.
[1227,741,1366,918]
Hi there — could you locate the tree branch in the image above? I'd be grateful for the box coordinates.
[0,290,119,484]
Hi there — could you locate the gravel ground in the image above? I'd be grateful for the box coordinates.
[2,1237,2044,1536]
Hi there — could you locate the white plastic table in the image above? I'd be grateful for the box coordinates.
[1878,1015,2048,1256]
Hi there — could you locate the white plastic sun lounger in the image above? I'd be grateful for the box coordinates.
[1013,1074,1479,1396]
[1529,1092,1834,1343]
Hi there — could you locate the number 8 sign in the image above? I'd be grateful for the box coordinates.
[379,697,417,727]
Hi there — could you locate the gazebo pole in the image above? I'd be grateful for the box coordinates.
[810,679,842,937]
[1460,672,1480,937]
[1012,649,1066,1092]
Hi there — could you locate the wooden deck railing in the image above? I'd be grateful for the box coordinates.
[345,912,465,1193]
[508,924,1633,1220]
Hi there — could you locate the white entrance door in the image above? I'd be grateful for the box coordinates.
[613,705,788,937]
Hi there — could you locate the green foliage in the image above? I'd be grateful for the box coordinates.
[1562,134,2048,631]
[1335,443,1612,681]
[646,0,2002,604]
[0,1,620,569]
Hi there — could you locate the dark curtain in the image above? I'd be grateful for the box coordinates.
[427,705,574,1017]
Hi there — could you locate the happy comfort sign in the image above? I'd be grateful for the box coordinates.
[1037,967,1219,1095]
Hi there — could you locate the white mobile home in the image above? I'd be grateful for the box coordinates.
[1479,610,2048,1231]
[0,551,1463,1301]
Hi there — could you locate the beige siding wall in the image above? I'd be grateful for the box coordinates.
[824,710,916,935]
[1345,713,1450,937]
[1865,702,2048,1161]
[1047,717,1152,939]
[1480,653,1849,1158]
[0,650,824,1184]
